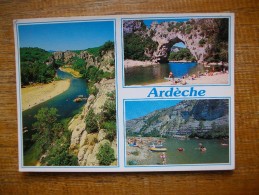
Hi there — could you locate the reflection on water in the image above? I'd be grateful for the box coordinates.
[125,62,203,86]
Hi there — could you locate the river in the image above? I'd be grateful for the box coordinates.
[125,62,205,86]
[22,69,88,152]
[142,138,229,165]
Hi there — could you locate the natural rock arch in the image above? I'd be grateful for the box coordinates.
[148,21,210,63]
[123,18,229,64]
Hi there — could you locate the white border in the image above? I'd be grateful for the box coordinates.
[14,13,234,172]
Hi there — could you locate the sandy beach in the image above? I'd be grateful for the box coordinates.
[146,72,229,86]
[126,137,165,165]
[21,79,71,111]
[60,67,82,78]
[124,59,159,68]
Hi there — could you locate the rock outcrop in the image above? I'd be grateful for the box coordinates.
[53,49,114,74]
[126,99,229,137]
[123,18,228,63]
[69,77,116,166]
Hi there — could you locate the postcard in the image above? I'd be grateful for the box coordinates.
[14,13,234,172]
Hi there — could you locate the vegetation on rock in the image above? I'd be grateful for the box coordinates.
[85,108,99,133]
[32,107,78,166]
[96,142,116,165]
[124,33,157,61]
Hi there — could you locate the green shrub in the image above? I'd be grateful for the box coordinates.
[199,39,206,46]
[131,150,140,156]
[89,85,99,96]
[128,160,138,165]
[96,142,115,165]
[101,121,116,142]
[85,109,99,133]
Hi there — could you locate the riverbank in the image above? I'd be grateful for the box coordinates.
[147,72,229,86]
[21,79,71,111]
[124,59,159,68]
[126,137,165,165]
[60,67,82,78]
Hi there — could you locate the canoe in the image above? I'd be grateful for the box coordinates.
[150,147,167,152]
[149,144,164,148]
[73,97,82,102]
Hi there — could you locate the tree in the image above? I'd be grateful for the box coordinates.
[199,121,205,130]
[20,47,56,85]
[32,107,78,165]
[32,107,59,151]
[42,130,78,166]
[124,33,157,60]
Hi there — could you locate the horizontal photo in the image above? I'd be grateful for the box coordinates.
[123,17,230,86]
[125,99,230,166]
[17,20,117,167]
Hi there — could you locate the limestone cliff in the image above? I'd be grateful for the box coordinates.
[53,49,114,74]
[68,78,116,166]
[123,18,229,64]
[126,99,229,138]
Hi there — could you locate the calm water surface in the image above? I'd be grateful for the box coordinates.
[142,138,229,165]
[22,69,88,151]
[125,62,205,86]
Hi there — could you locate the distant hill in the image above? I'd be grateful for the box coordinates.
[126,99,229,139]
[48,50,56,53]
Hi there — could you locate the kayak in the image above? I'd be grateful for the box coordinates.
[150,147,167,152]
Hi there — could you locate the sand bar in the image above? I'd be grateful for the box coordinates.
[60,67,82,78]
[145,73,229,86]
[21,79,71,111]
[124,59,159,68]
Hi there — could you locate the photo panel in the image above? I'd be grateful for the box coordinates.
[15,18,118,169]
[124,98,231,167]
[122,16,232,87]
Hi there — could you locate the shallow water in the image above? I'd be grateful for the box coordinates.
[140,138,229,165]
[125,62,204,86]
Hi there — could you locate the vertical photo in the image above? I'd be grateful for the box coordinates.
[123,17,230,86]
[17,20,117,167]
[125,99,230,166]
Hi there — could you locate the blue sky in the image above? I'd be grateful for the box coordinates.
[125,100,181,121]
[18,20,114,51]
[173,42,186,48]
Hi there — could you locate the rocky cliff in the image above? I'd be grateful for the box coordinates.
[123,18,229,64]
[53,49,114,72]
[126,99,229,138]
[68,78,116,166]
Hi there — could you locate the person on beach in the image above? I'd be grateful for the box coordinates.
[160,152,167,165]
[181,76,187,85]
[169,71,175,84]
